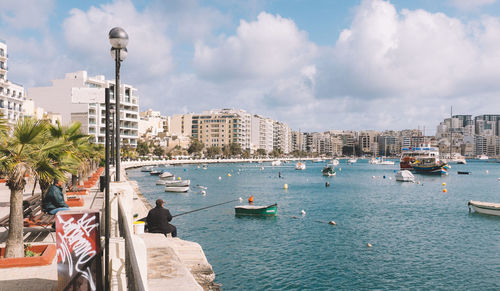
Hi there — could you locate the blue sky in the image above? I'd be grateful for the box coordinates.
[3,0,500,134]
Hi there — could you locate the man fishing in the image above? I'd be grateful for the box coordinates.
[146,199,177,237]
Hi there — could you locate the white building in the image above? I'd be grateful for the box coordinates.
[251,115,274,153]
[29,71,140,147]
[139,109,169,138]
[0,39,26,125]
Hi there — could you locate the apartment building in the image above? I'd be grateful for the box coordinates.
[139,109,169,138]
[273,121,291,154]
[0,39,26,125]
[251,115,274,153]
[170,113,193,137]
[29,71,140,147]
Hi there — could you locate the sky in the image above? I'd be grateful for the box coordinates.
[3,0,500,134]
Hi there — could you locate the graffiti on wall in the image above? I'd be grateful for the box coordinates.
[56,210,102,291]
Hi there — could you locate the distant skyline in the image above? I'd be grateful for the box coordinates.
[3,0,500,134]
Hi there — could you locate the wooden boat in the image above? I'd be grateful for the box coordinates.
[235,204,278,216]
[468,200,500,216]
[412,157,449,175]
[395,170,415,182]
[164,185,190,192]
[322,165,336,176]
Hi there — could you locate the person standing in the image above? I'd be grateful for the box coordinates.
[42,179,70,215]
[146,199,177,237]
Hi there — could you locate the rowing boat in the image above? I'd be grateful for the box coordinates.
[235,204,278,216]
[468,200,500,216]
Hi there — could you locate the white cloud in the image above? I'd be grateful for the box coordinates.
[0,0,55,30]
[62,0,174,82]
[449,0,496,11]
[194,12,317,80]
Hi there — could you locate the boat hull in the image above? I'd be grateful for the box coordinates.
[469,201,500,216]
[164,185,190,192]
[235,204,278,216]
[413,165,448,175]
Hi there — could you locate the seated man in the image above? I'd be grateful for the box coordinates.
[42,179,70,215]
[146,199,177,237]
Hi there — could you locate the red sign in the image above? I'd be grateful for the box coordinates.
[56,210,102,291]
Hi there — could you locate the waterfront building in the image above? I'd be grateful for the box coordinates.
[0,39,26,125]
[358,130,379,155]
[139,109,169,138]
[291,131,307,152]
[170,113,193,137]
[273,121,292,154]
[251,115,274,153]
[29,71,140,147]
[191,109,252,150]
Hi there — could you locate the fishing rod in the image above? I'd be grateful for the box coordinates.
[172,199,239,218]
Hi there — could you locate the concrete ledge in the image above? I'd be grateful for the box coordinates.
[139,233,216,291]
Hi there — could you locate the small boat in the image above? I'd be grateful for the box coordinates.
[369,158,380,164]
[150,170,162,175]
[412,157,449,175]
[159,171,174,179]
[164,185,190,192]
[330,159,340,166]
[157,179,190,186]
[235,204,278,216]
[468,200,500,216]
[271,160,281,166]
[348,158,357,164]
[478,155,489,160]
[395,170,415,182]
[322,165,336,176]
[457,171,471,175]
[295,162,306,170]
[312,158,324,163]
[141,166,154,172]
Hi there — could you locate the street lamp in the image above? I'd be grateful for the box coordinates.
[106,27,128,291]
[110,106,115,166]
[109,27,128,182]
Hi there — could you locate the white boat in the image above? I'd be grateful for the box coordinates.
[369,158,380,164]
[395,170,415,182]
[446,153,467,164]
[295,162,306,170]
[159,172,174,179]
[157,179,190,186]
[478,155,489,160]
[141,166,153,172]
[379,159,395,165]
[164,185,190,192]
[468,200,500,216]
[312,158,324,163]
[330,159,340,166]
[348,158,357,164]
[271,160,281,166]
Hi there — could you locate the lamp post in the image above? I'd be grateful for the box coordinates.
[106,27,128,291]
[110,107,115,166]
[109,27,128,182]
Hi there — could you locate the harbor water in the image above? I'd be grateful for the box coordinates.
[127,160,500,290]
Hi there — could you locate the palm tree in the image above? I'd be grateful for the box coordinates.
[0,118,70,257]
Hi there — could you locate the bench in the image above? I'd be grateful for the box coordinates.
[0,194,55,230]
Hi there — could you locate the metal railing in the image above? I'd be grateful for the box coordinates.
[117,196,147,291]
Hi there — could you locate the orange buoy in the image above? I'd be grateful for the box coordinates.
[443,189,447,193]
[248,195,254,203]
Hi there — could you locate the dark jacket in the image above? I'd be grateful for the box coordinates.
[146,206,175,234]
[42,185,69,212]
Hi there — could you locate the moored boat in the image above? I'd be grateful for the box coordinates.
[468,200,500,216]
[159,171,174,179]
[271,160,281,166]
[348,158,357,164]
[235,204,278,216]
[164,185,190,192]
[330,159,340,166]
[141,166,154,172]
[295,162,306,170]
[322,165,336,176]
[412,157,449,175]
[150,170,162,175]
[400,145,440,170]
[395,170,415,182]
[157,179,190,186]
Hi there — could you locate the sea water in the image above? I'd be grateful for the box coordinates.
[127,160,500,290]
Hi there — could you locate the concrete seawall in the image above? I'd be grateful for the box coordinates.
[120,163,220,290]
